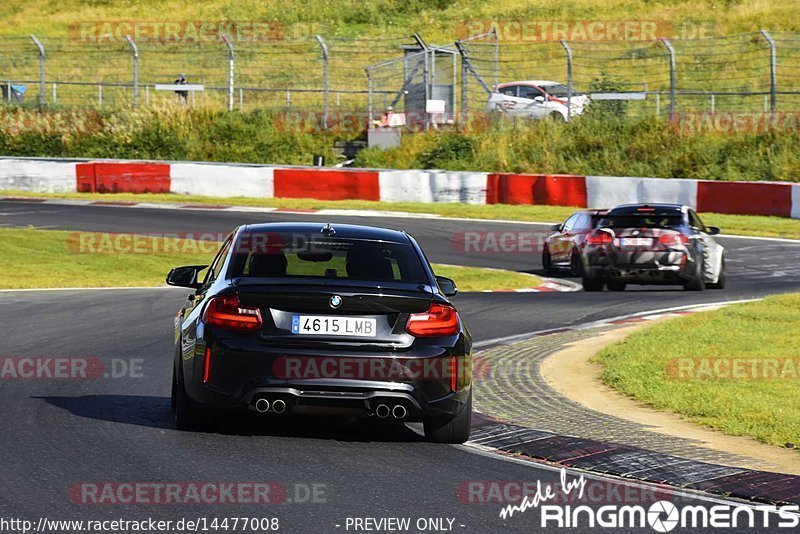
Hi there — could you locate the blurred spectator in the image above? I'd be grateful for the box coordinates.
[372,106,405,128]
[174,73,188,104]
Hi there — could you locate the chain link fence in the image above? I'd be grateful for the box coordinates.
[2,30,800,122]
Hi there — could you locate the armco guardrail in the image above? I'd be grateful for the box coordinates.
[0,157,798,219]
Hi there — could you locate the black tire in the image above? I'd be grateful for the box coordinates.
[683,259,706,291]
[173,365,206,431]
[542,247,555,275]
[424,390,472,444]
[707,256,726,290]
[607,281,626,291]
[582,275,604,292]
[549,111,566,122]
[570,250,584,277]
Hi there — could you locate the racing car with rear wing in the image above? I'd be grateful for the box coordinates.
[580,204,725,291]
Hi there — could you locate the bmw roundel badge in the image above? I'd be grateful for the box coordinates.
[330,295,343,309]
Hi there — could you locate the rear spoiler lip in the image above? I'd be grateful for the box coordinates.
[230,277,435,294]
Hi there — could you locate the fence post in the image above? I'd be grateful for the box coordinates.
[365,67,374,126]
[30,35,46,107]
[124,35,139,108]
[560,40,573,121]
[760,29,777,113]
[660,37,676,121]
[423,51,431,131]
[454,40,492,94]
[492,26,499,90]
[222,34,235,112]
[315,35,329,129]
[458,41,468,126]
[414,33,430,131]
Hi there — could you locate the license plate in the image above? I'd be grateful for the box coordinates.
[291,315,377,337]
[619,237,653,247]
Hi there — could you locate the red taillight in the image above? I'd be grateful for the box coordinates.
[658,233,690,246]
[202,346,212,383]
[586,230,613,245]
[406,304,459,337]
[203,294,263,331]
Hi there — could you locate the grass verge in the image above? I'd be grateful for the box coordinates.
[0,227,541,291]
[593,294,800,449]
[2,190,800,240]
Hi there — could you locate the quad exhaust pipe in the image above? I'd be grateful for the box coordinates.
[272,399,287,414]
[254,398,270,413]
[374,403,408,420]
[253,397,287,414]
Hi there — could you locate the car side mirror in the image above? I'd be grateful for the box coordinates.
[166,265,208,289]
[550,224,562,232]
[436,276,458,297]
[534,96,545,103]
[707,226,721,235]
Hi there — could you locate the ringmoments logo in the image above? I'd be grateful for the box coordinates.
[496,468,800,530]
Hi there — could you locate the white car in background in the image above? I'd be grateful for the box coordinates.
[487,80,589,121]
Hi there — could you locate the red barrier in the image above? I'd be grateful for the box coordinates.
[696,181,792,217]
[486,173,587,207]
[76,163,170,194]
[273,169,380,201]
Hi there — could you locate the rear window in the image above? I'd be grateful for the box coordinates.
[589,214,606,227]
[229,232,429,284]
[602,214,684,229]
[543,84,583,97]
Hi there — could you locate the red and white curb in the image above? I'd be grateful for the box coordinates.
[476,277,581,293]
[434,263,580,293]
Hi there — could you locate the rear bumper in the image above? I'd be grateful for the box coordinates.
[585,248,695,283]
[181,334,472,421]
[240,385,468,422]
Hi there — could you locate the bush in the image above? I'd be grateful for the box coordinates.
[1,107,799,182]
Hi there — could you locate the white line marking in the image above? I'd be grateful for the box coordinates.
[718,233,800,244]
[473,298,761,348]
[4,197,800,242]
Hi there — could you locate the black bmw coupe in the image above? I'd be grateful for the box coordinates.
[167,222,473,443]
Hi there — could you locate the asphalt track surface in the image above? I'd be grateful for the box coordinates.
[1,200,799,533]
